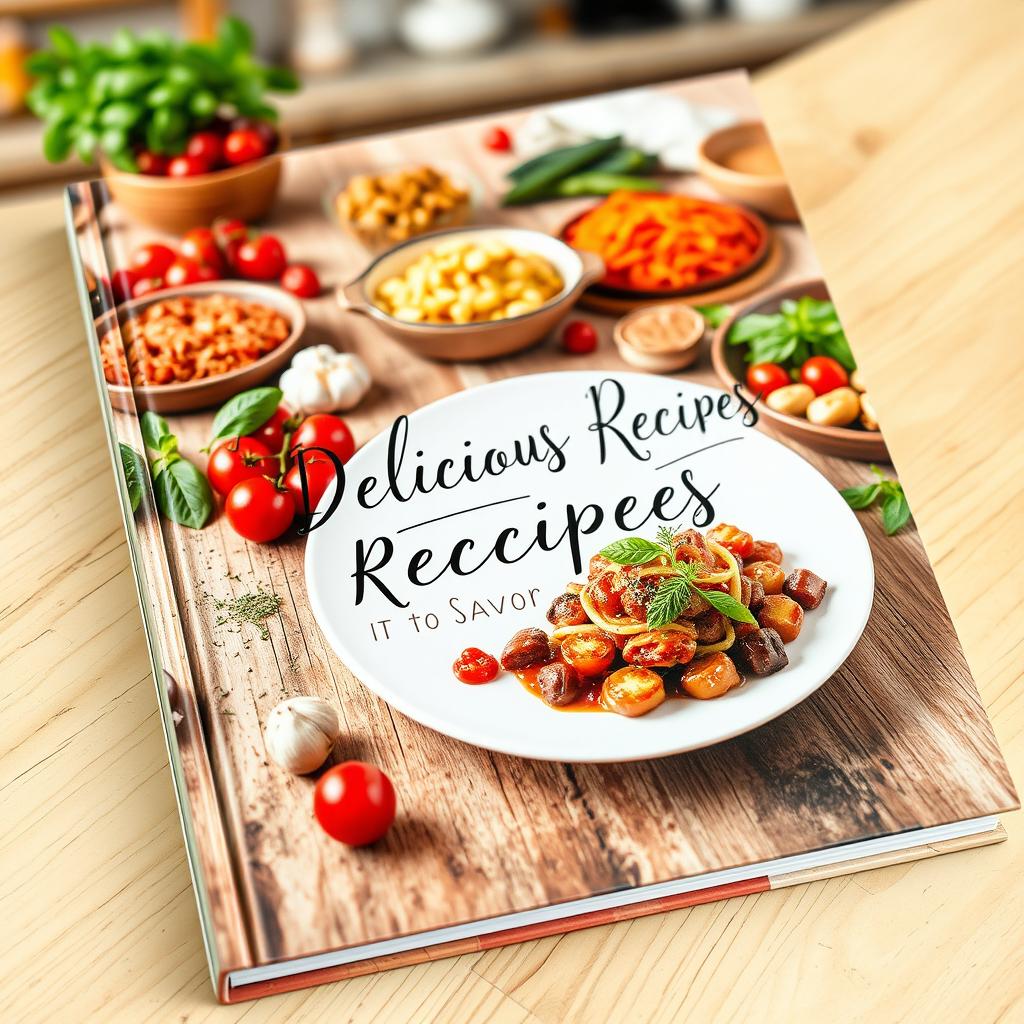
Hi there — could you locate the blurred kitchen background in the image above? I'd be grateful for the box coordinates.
[0,0,889,202]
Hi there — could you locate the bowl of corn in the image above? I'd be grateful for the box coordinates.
[337,226,605,361]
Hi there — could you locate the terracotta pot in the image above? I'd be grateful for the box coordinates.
[99,146,284,233]
[337,226,605,362]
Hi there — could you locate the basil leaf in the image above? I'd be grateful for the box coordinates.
[815,330,857,371]
[48,25,79,60]
[697,587,757,626]
[600,537,665,565]
[882,492,911,535]
[210,386,282,444]
[840,483,880,510]
[153,458,213,529]
[218,15,254,57]
[119,443,147,513]
[728,313,785,344]
[746,330,797,365]
[42,122,72,163]
[646,576,691,629]
[141,410,172,451]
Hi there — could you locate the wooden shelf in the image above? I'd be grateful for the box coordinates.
[0,1,883,193]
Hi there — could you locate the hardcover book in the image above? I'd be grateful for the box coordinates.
[65,70,1017,1003]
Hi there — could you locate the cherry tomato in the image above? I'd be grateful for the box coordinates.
[185,131,224,169]
[136,150,168,175]
[283,452,337,515]
[167,154,210,177]
[745,362,790,398]
[314,761,396,846]
[131,242,176,280]
[453,647,500,684]
[800,355,849,396]
[213,217,248,247]
[223,128,269,166]
[483,126,513,152]
[707,523,754,559]
[280,263,321,298]
[247,404,293,454]
[292,414,356,465]
[230,116,279,152]
[194,263,220,283]
[225,476,294,543]
[180,227,225,272]
[562,320,598,354]
[109,268,138,305]
[164,257,203,287]
[131,276,165,298]
[235,235,287,281]
[207,437,276,497]
[560,633,616,677]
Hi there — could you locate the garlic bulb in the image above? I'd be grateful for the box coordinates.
[264,696,340,774]
[279,345,371,415]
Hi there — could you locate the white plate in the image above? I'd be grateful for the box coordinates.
[306,371,873,763]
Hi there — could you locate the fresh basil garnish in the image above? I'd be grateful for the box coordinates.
[209,386,282,445]
[840,466,912,535]
[152,458,214,529]
[118,442,147,513]
[600,537,665,565]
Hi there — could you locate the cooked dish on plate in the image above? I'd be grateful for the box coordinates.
[496,523,827,717]
[373,236,564,324]
[562,190,765,294]
[100,293,290,387]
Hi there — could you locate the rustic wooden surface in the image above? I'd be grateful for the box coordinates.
[2,0,1024,1019]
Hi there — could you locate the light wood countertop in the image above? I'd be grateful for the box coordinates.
[2,0,1022,1019]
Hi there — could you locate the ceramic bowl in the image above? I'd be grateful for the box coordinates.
[698,122,798,222]
[710,278,888,462]
[96,281,305,414]
[337,226,605,362]
[99,146,284,233]
[612,303,705,372]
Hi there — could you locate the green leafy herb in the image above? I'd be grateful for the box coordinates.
[119,442,147,513]
[213,583,283,641]
[26,17,299,171]
[208,386,282,447]
[141,410,172,451]
[695,303,731,328]
[840,465,912,535]
[152,458,214,529]
[727,295,856,373]
[600,526,757,629]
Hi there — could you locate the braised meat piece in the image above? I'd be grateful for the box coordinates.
[740,575,765,612]
[733,628,789,676]
[500,628,552,670]
[783,568,828,610]
[694,611,726,645]
[546,591,588,627]
[757,594,804,643]
[537,661,581,707]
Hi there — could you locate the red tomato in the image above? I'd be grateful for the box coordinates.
[164,257,203,287]
[223,128,268,166]
[248,404,293,454]
[131,276,165,298]
[280,263,321,298]
[483,126,513,152]
[314,761,396,846]
[207,437,277,497]
[131,242,176,280]
[745,362,790,398]
[225,476,294,542]
[185,131,224,169]
[292,414,356,465]
[167,154,210,177]
[230,116,279,152]
[235,235,287,281]
[562,320,598,354]
[180,227,225,272]
[213,217,248,247]
[800,355,849,396]
[452,647,499,684]
[136,150,168,175]
[109,268,138,305]
[194,263,220,283]
[283,452,337,516]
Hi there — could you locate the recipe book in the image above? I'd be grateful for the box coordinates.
[65,71,1016,1004]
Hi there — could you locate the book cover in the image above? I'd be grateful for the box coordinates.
[64,70,1017,1004]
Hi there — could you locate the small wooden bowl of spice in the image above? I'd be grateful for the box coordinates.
[613,303,705,372]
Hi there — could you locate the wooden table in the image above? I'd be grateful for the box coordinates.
[2,0,1022,1018]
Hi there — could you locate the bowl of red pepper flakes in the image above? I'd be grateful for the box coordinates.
[560,190,769,299]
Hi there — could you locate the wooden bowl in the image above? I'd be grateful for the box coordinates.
[698,122,798,222]
[337,226,604,362]
[560,200,770,300]
[96,281,305,414]
[99,149,283,233]
[613,303,705,372]
[710,278,888,462]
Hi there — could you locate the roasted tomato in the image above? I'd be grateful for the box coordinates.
[586,573,625,619]
[622,626,696,668]
[749,539,783,565]
[452,647,499,684]
[672,528,715,569]
[546,591,588,627]
[707,523,754,559]
[681,653,742,700]
[589,553,614,578]
[559,631,616,677]
[600,667,666,717]
[757,594,804,643]
[743,560,785,595]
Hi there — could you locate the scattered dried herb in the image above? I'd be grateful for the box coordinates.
[213,584,282,641]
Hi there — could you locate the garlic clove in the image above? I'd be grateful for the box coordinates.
[264,695,341,774]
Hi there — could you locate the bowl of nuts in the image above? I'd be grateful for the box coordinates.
[328,163,478,251]
[710,278,888,462]
[337,226,604,361]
